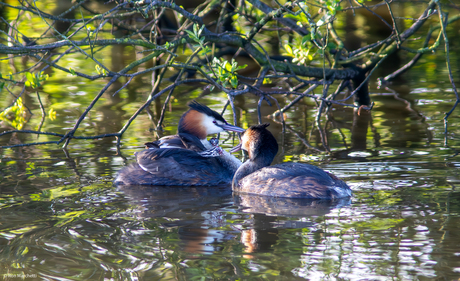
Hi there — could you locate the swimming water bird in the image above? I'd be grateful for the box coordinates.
[114,101,244,186]
[231,123,352,199]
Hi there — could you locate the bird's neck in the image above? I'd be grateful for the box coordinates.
[217,150,242,174]
[202,139,242,174]
[232,157,267,189]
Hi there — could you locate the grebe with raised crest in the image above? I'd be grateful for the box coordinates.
[114,101,244,186]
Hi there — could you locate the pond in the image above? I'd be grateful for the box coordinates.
[1,1,460,280]
[1,80,460,280]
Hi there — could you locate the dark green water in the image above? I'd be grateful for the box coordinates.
[1,86,460,280]
[1,1,460,280]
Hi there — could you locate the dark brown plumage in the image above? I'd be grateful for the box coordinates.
[114,102,243,186]
[231,124,352,199]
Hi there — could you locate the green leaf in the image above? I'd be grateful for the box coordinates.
[302,34,312,45]
[230,76,238,88]
[48,108,57,121]
[193,23,198,35]
[38,72,49,85]
[198,24,204,38]
[26,72,33,82]
[185,29,194,37]
[284,44,293,55]
[327,42,337,50]
[236,64,247,71]
[0,97,26,129]
[224,61,232,72]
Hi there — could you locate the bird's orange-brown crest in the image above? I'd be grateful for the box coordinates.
[180,110,207,139]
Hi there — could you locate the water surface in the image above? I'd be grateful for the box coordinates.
[1,85,460,280]
[1,2,460,280]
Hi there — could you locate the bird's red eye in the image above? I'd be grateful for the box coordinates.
[213,120,217,124]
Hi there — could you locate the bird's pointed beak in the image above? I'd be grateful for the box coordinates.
[230,143,242,153]
[221,123,245,133]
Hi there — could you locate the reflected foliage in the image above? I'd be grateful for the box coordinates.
[0,0,460,280]
[0,0,458,148]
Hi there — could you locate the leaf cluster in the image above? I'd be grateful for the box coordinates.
[25,72,49,89]
[0,97,26,130]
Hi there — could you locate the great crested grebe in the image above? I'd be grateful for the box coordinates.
[230,123,352,199]
[114,101,244,186]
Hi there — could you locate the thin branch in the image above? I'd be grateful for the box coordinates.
[247,2,290,42]
[116,79,210,140]
[35,90,46,132]
[247,0,309,36]
[437,5,460,145]
[112,76,134,97]
[273,83,320,117]
[384,0,402,47]
[61,75,120,148]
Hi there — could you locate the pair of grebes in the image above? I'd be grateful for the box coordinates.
[115,101,351,199]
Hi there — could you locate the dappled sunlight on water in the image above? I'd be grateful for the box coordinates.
[1,90,460,280]
[1,6,460,278]
[2,84,460,279]
[0,150,459,279]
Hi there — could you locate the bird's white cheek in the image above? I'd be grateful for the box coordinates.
[203,115,224,135]
[207,125,224,135]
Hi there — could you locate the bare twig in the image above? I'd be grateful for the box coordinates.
[0,0,456,150]
[273,83,320,117]
[436,5,460,145]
